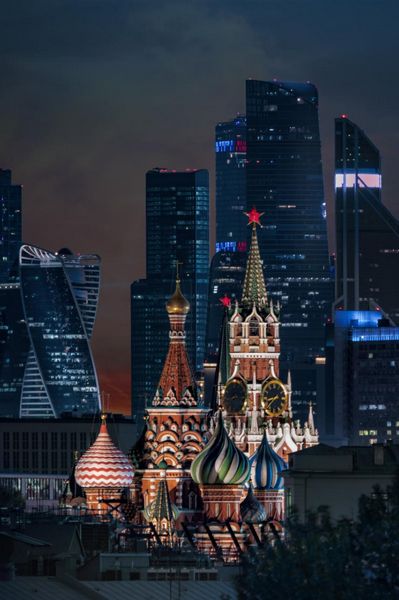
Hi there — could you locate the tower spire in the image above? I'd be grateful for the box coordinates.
[143,467,179,542]
[153,274,198,407]
[241,208,268,308]
[308,401,315,434]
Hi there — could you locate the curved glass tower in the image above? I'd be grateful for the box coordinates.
[19,245,101,417]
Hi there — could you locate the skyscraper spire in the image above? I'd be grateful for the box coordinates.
[241,208,268,309]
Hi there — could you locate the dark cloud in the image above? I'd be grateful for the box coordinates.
[0,0,398,401]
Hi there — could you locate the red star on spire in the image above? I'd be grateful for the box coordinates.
[219,294,231,308]
[245,207,264,226]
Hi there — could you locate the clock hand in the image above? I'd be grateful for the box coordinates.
[266,395,279,408]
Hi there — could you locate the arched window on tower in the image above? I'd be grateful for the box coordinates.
[249,317,259,336]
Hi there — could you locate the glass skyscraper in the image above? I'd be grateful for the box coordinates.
[18,244,101,418]
[205,117,248,368]
[0,168,22,282]
[215,116,247,252]
[335,116,399,322]
[131,168,209,423]
[245,79,333,417]
[323,310,399,446]
[0,283,30,416]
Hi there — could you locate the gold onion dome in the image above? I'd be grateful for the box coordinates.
[166,278,190,315]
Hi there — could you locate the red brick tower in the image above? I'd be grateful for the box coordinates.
[218,209,318,459]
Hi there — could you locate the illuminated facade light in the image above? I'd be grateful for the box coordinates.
[334,172,382,189]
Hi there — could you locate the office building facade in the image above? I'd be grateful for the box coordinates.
[245,79,333,418]
[0,168,22,283]
[131,169,209,423]
[0,283,30,416]
[18,244,101,418]
[335,116,399,322]
[321,310,399,446]
[349,320,399,445]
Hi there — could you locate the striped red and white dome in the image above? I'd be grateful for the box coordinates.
[75,418,134,489]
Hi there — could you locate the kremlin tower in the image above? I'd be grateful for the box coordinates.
[217,208,318,459]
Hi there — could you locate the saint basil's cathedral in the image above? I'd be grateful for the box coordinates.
[71,209,318,560]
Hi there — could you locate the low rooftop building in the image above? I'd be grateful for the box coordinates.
[284,443,399,521]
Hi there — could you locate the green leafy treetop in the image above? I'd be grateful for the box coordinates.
[237,470,399,599]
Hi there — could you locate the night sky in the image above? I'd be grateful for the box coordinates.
[1,1,398,414]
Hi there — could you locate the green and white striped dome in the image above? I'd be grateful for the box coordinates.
[191,412,250,486]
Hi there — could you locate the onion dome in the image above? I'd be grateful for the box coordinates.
[240,481,267,524]
[166,278,190,315]
[250,431,287,490]
[191,412,250,486]
[75,416,134,489]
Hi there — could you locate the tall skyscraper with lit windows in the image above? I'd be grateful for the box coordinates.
[319,117,399,444]
[0,168,22,282]
[131,168,209,423]
[335,115,399,322]
[245,80,333,418]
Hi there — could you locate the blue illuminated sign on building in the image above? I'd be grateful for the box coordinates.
[216,241,237,252]
[351,328,399,342]
[334,310,381,329]
[215,140,235,153]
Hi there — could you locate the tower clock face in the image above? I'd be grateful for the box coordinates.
[224,379,247,414]
[262,379,287,417]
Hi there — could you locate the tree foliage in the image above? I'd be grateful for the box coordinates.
[237,473,399,599]
[0,486,25,509]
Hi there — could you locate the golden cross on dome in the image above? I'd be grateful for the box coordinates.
[175,260,183,282]
[245,207,264,226]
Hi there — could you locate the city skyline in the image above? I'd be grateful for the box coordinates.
[1,1,398,413]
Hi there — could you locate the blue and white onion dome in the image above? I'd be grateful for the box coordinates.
[250,430,287,490]
[240,481,267,524]
[191,411,250,485]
